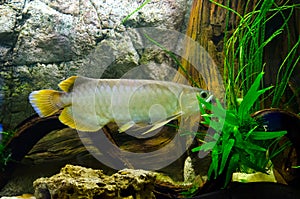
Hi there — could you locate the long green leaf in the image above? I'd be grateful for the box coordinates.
[238,71,264,117]
[269,140,292,159]
[224,153,239,187]
[219,138,235,175]
[122,0,151,24]
[236,140,267,152]
[198,97,226,119]
[238,72,273,119]
[250,131,287,140]
[208,147,220,180]
[245,125,258,140]
[191,141,216,152]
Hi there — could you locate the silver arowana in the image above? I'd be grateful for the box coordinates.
[29,76,213,133]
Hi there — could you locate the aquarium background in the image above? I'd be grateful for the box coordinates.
[0,0,299,198]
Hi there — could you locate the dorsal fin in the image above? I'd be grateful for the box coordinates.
[58,76,78,92]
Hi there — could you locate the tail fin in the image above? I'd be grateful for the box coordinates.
[29,90,63,117]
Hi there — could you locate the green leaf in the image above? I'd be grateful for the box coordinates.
[197,95,212,111]
[292,166,300,169]
[236,140,267,152]
[219,138,235,175]
[224,153,239,187]
[213,132,221,140]
[198,96,212,125]
[245,126,258,140]
[250,131,287,140]
[122,0,151,24]
[224,110,239,126]
[198,96,226,120]
[209,119,224,132]
[238,72,273,119]
[269,140,292,159]
[208,147,220,180]
[192,141,217,152]
[239,155,268,174]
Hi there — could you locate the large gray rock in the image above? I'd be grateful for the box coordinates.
[11,0,187,65]
[0,0,188,129]
[33,164,156,199]
[0,4,19,61]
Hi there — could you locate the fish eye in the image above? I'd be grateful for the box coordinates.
[200,91,208,99]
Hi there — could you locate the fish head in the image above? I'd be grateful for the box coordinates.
[179,88,214,114]
[198,90,214,103]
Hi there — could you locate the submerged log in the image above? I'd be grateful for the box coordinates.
[0,113,67,190]
[0,114,205,197]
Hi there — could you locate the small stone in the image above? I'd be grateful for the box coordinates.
[183,156,196,183]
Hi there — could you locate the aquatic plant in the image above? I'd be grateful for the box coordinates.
[218,0,300,110]
[122,0,151,25]
[0,127,13,170]
[187,0,299,190]
[193,71,290,187]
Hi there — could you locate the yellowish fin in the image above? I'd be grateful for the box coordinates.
[58,76,78,92]
[59,107,76,129]
[59,107,103,132]
[29,90,63,117]
[29,76,77,118]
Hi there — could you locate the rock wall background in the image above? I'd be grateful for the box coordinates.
[0,0,190,129]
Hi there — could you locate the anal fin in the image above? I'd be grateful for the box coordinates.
[59,107,103,132]
[59,107,76,129]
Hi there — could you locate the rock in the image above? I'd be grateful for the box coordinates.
[0,62,79,129]
[183,156,196,183]
[232,170,277,183]
[0,4,19,61]
[0,194,35,199]
[13,0,97,64]
[0,0,188,129]
[9,0,187,65]
[33,164,156,199]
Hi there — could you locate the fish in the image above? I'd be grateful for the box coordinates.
[29,76,213,133]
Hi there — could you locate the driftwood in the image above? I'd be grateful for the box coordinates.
[1,108,300,197]
[0,113,202,197]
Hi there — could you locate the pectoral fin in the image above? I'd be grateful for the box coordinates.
[118,121,136,133]
[142,112,182,135]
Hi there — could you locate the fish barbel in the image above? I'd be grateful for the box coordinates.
[29,76,212,133]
